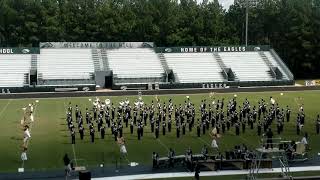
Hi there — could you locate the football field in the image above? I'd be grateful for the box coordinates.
[0,90,320,174]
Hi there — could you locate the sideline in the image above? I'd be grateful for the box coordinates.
[90,166,320,180]
[1,86,320,100]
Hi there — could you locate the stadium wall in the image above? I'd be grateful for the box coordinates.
[112,80,294,90]
[0,85,95,93]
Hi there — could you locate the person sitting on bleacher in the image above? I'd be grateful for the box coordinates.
[265,128,273,149]
[168,148,175,168]
[201,145,208,159]
[185,147,193,170]
[152,152,159,169]
[286,142,295,160]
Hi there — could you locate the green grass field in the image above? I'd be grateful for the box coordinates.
[1,90,320,177]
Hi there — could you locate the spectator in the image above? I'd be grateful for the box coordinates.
[152,152,159,168]
[168,148,175,168]
[194,161,200,180]
[63,154,71,177]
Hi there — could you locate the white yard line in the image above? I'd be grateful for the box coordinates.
[72,144,78,167]
[156,139,170,152]
[198,137,211,147]
[63,99,79,166]
[0,99,12,117]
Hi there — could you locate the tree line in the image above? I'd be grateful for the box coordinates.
[0,0,319,78]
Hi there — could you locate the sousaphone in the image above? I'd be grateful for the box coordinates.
[105,99,111,106]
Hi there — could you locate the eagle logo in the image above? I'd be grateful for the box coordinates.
[21,49,30,54]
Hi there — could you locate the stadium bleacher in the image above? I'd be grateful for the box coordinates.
[164,53,225,83]
[106,48,165,84]
[264,51,289,80]
[0,43,294,90]
[219,52,273,82]
[0,55,31,87]
[38,49,94,85]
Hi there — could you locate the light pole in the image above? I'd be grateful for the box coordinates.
[245,0,249,46]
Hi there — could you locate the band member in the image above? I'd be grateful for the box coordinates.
[71,129,75,144]
[221,121,226,134]
[79,125,84,140]
[257,121,262,136]
[168,119,172,132]
[286,106,291,122]
[249,116,254,129]
[162,121,166,136]
[137,123,142,140]
[90,128,95,143]
[75,105,79,119]
[197,124,201,137]
[242,120,246,133]
[202,121,206,135]
[118,123,123,138]
[176,124,180,138]
[100,125,105,139]
[226,119,230,130]
[97,118,102,132]
[182,123,186,135]
[235,122,240,136]
[86,108,90,124]
[141,123,144,137]
[155,124,159,139]
[151,118,155,133]
[130,120,134,134]
[297,117,301,135]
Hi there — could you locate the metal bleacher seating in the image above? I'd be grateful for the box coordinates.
[0,54,31,87]
[38,49,94,85]
[264,51,290,80]
[164,53,225,83]
[219,52,273,82]
[107,48,165,84]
